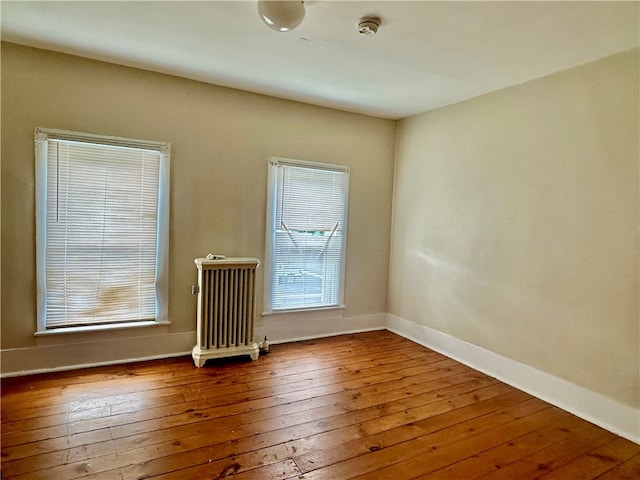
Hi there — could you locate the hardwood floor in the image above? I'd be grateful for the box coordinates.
[1,331,638,479]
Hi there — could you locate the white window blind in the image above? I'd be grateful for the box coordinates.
[35,129,170,330]
[264,157,350,312]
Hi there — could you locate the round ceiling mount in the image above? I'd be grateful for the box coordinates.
[358,16,381,36]
[258,1,305,32]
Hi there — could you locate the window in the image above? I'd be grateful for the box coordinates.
[264,157,350,313]
[35,128,170,332]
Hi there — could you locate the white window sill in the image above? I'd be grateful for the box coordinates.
[34,320,171,337]
[262,305,346,316]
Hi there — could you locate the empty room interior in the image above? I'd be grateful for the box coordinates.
[1,1,639,479]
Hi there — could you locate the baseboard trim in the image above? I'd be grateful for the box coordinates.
[256,311,386,345]
[1,350,193,378]
[260,327,387,346]
[386,314,640,444]
[1,331,195,378]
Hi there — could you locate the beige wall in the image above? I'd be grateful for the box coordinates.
[1,43,396,352]
[389,49,639,408]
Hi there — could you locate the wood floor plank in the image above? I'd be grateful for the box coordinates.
[416,419,611,479]
[292,388,534,473]
[535,437,640,480]
[152,457,302,480]
[363,407,580,480]
[1,356,452,450]
[295,400,558,480]
[1,331,637,480]
[473,423,618,479]
[109,375,500,479]
[593,454,640,480]
[0,359,472,468]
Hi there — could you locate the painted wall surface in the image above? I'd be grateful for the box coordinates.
[1,43,396,354]
[389,49,639,408]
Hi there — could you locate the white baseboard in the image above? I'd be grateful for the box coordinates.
[1,331,195,378]
[386,314,640,445]
[0,312,386,377]
[256,311,386,345]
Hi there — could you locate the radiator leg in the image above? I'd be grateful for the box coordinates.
[192,347,207,367]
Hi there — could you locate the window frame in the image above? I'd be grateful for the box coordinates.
[263,156,350,315]
[34,127,171,335]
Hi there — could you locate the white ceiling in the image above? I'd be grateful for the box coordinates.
[1,1,638,119]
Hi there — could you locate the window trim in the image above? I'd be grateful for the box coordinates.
[34,128,171,334]
[263,156,350,315]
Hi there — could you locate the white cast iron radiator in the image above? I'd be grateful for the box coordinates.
[192,257,260,367]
